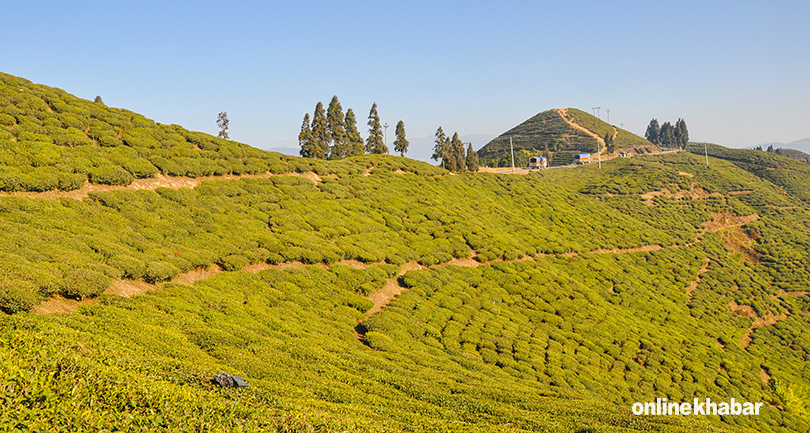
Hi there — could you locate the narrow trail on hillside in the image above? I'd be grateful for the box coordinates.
[0,172,326,200]
[685,258,711,305]
[557,109,606,148]
[34,211,766,317]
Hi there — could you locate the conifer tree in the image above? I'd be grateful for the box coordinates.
[451,133,465,171]
[310,102,330,159]
[659,121,675,148]
[645,119,660,144]
[327,96,348,159]
[676,118,689,149]
[365,103,386,154]
[465,143,479,172]
[604,131,616,154]
[298,113,315,158]
[217,112,229,139]
[344,109,365,157]
[432,127,447,169]
[393,120,409,156]
[94,95,104,105]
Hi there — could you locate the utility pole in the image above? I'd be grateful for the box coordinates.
[606,109,611,124]
[592,107,601,169]
[704,142,709,166]
[384,123,389,149]
[510,137,515,173]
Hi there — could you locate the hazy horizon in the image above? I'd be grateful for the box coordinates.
[3,1,807,156]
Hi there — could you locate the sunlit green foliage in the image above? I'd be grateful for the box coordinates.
[480,108,651,166]
[0,72,295,191]
[2,74,810,431]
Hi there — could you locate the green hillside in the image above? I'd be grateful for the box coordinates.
[773,148,810,164]
[479,108,654,167]
[2,74,810,432]
[0,72,356,192]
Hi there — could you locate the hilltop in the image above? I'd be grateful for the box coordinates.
[0,72,358,193]
[478,108,656,167]
[2,73,810,432]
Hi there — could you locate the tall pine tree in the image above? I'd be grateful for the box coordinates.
[310,102,330,159]
[327,96,348,159]
[645,119,660,144]
[298,113,315,158]
[344,109,365,156]
[604,131,615,154]
[217,112,229,139]
[451,133,465,171]
[676,118,689,149]
[393,120,409,156]
[465,143,479,172]
[365,103,386,154]
[659,121,675,147]
[431,127,448,169]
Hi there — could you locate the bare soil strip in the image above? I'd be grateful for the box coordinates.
[761,368,772,383]
[557,108,606,147]
[728,299,788,349]
[685,258,711,304]
[364,262,423,318]
[34,210,764,317]
[640,187,724,205]
[703,212,759,232]
[0,171,323,200]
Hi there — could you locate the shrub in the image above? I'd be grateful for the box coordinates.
[88,165,134,185]
[108,256,146,280]
[0,279,41,313]
[120,159,158,178]
[144,261,179,284]
[61,268,111,300]
[57,172,86,191]
[364,331,396,351]
[220,254,249,272]
[344,293,374,313]
[0,113,15,126]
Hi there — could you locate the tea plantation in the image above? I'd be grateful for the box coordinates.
[1,72,810,432]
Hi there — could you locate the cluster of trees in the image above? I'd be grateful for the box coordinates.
[645,118,689,148]
[603,131,615,153]
[431,127,479,172]
[299,97,408,160]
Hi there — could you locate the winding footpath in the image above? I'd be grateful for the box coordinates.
[19,173,791,351]
[0,171,325,200]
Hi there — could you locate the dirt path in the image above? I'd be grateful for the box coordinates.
[0,171,324,200]
[364,262,423,318]
[33,208,764,316]
[685,258,711,304]
[557,109,606,148]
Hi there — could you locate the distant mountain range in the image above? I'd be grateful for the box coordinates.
[757,138,810,153]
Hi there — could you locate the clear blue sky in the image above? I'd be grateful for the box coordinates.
[3,1,808,160]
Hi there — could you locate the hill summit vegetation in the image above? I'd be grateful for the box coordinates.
[1,72,810,432]
[478,108,655,167]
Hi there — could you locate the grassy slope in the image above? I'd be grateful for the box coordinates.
[0,71,380,193]
[478,108,652,165]
[1,76,810,431]
[565,108,652,149]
